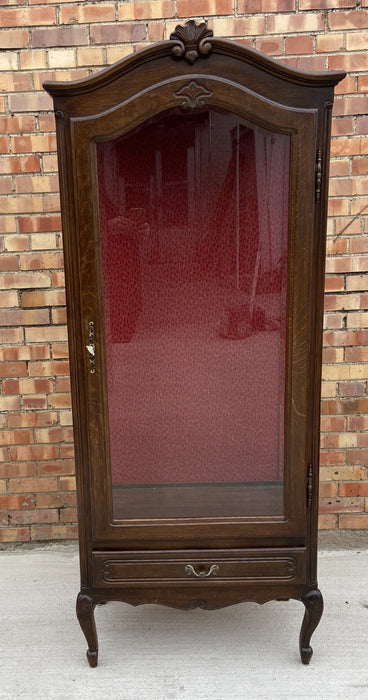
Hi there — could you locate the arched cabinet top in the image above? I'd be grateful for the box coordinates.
[44,20,345,118]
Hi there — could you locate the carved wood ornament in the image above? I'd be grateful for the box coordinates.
[170,20,214,63]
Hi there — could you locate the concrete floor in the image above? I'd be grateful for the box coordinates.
[1,543,368,699]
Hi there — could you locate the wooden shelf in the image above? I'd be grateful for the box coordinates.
[112,481,284,519]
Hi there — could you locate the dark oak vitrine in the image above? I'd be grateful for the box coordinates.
[44,21,345,666]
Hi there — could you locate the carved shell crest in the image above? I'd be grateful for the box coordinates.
[170,20,214,64]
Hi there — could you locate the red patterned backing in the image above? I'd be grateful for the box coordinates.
[97,108,289,486]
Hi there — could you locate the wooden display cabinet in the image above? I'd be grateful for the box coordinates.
[44,21,345,666]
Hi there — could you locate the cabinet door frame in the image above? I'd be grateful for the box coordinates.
[68,76,317,545]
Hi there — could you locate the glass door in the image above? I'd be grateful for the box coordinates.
[96,107,290,521]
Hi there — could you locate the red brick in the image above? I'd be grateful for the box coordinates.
[60,444,74,459]
[330,136,368,157]
[324,329,368,346]
[49,393,72,409]
[7,93,52,113]
[318,514,337,530]
[320,416,346,432]
[0,345,49,361]
[320,434,339,449]
[8,412,57,428]
[60,476,76,491]
[322,397,368,414]
[3,378,53,395]
[0,362,27,378]
[0,135,9,154]
[55,377,71,392]
[267,12,324,33]
[0,494,35,510]
[0,429,33,446]
[8,509,59,526]
[10,445,59,461]
[339,514,368,528]
[329,53,368,72]
[20,252,63,270]
[357,117,368,135]
[347,449,368,465]
[255,38,283,56]
[322,347,342,363]
[329,161,350,178]
[319,483,338,498]
[28,361,69,377]
[0,462,37,479]
[11,134,57,154]
[0,29,29,48]
[32,26,88,48]
[0,272,51,289]
[51,343,69,359]
[316,32,344,53]
[331,118,354,137]
[329,10,368,30]
[37,493,76,510]
[0,255,18,272]
[9,477,58,493]
[0,309,49,326]
[59,507,78,523]
[320,451,345,466]
[90,23,145,44]
[345,347,368,362]
[0,6,55,26]
[333,96,368,118]
[38,460,75,476]
[0,72,32,92]
[338,382,366,397]
[352,158,368,176]
[177,0,232,18]
[18,215,61,233]
[0,290,18,308]
[30,524,78,540]
[22,396,48,410]
[239,0,294,9]
[339,482,368,497]
[0,116,35,134]
[15,174,59,194]
[0,528,30,543]
[300,0,355,6]
[60,3,115,24]
[22,290,65,308]
[0,155,41,175]
[325,276,345,292]
[35,427,72,443]
[25,326,68,344]
[319,498,364,513]
[285,35,314,55]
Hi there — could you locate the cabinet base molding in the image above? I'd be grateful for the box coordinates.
[76,582,323,667]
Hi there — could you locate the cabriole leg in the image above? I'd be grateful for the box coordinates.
[299,588,324,665]
[76,591,98,667]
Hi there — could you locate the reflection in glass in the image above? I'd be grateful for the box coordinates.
[97,108,290,519]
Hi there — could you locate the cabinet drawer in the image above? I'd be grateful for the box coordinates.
[93,548,306,587]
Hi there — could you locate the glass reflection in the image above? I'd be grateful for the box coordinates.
[97,107,290,519]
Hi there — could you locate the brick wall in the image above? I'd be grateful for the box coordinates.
[0,1,368,544]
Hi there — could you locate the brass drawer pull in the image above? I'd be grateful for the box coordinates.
[185,564,219,578]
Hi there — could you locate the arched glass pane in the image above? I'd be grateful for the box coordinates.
[96,107,290,519]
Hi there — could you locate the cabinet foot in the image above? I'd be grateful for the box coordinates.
[76,591,98,667]
[299,588,323,664]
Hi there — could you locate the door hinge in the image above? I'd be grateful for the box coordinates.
[315,148,322,203]
[307,463,313,508]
